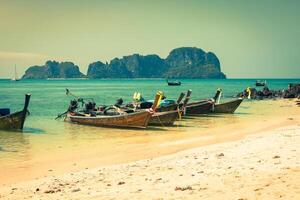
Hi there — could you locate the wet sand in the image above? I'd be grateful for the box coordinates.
[0,99,299,199]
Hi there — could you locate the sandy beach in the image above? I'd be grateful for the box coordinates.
[1,0,299,198]
[0,99,299,199]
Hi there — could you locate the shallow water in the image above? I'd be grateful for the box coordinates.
[0,78,299,184]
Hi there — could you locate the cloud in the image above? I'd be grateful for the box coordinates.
[0,51,48,60]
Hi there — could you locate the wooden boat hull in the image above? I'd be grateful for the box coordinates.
[69,110,152,128]
[213,98,243,113]
[0,94,31,131]
[0,111,28,130]
[149,110,179,126]
[184,100,213,115]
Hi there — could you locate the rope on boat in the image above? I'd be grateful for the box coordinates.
[177,107,182,120]
[156,114,165,127]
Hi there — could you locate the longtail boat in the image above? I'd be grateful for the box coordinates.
[69,110,152,128]
[179,89,213,115]
[213,98,243,113]
[130,92,185,126]
[211,88,243,113]
[148,110,179,126]
[149,92,185,126]
[167,79,181,86]
[184,100,213,115]
[255,80,266,87]
[62,91,162,129]
[0,94,31,130]
[178,89,210,115]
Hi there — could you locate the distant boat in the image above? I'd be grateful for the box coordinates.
[255,80,266,87]
[11,65,21,81]
[167,79,181,86]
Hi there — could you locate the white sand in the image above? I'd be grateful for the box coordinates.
[1,124,299,200]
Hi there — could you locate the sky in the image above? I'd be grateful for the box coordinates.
[0,0,299,78]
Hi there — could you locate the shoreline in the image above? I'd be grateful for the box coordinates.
[0,99,299,199]
[0,123,299,199]
[0,99,299,186]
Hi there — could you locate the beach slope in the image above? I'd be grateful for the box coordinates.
[1,124,299,200]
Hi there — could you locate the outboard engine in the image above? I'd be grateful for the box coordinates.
[262,86,272,97]
[68,99,78,112]
[114,98,124,108]
[213,88,222,103]
[85,101,96,112]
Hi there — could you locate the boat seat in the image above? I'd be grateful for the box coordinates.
[0,108,10,116]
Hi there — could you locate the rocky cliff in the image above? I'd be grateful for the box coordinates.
[22,61,85,79]
[87,47,226,79]
[22,47,226,79]
[87,54,168,78]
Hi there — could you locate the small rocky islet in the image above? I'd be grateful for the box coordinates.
[21,47,226,79]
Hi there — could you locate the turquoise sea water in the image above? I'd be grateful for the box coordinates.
[0,78,299,133]
[0,78,299,177]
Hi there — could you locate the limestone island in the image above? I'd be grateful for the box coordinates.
[22,47,226,79]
